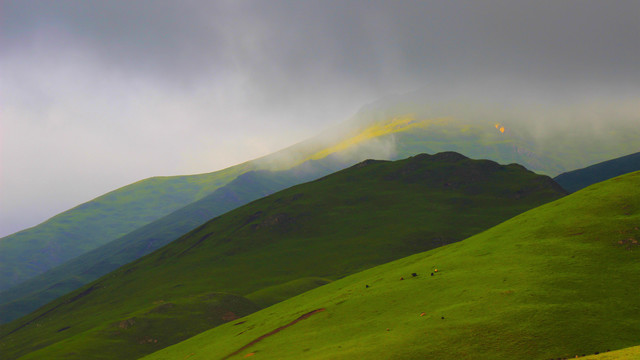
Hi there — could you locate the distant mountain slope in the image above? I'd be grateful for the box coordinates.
[0,152,566,360]
[0,113,531,294]
[3,94,638,296]
[554,152,640,192]
[0,159,346,324]
[142,171,640,360]
[0,162,252,292]
[0,111,410,292]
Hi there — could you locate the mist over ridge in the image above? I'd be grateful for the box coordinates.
[2,0,639,236]
[256,90,640,175]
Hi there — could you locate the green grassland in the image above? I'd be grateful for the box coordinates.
[0,159,346,324]
[0,152,565,359]
[3,97,637,299]
[142,170,640,360]
[580,345,640,359]
[0,161,253,292]
[0,113,578,324]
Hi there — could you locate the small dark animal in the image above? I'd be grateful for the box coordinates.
[400,277,404,280]
[441,316,445,319]
[411,273,418,277]
[431,273,434,276]
[365,285,369,288]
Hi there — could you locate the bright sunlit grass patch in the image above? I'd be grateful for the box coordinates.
[304,116,452,162]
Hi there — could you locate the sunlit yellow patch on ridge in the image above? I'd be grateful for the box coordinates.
[305,116,451,161]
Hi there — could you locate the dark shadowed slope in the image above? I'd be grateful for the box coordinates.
[143,171,640,360]
[554,152,640,192]
[0,152,566,360]
[0,159,346,324]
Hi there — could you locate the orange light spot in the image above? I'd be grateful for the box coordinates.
[420,312,426,317]
[245,353,256,358]
[499,127,505,133]
[494,123,500,129]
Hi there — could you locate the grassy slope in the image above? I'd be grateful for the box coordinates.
[4,98,636,294]
[0,153,566,360]
[5,86,640,292]
[0,111,405,294]
[0,162,252,292]
[580,345,640,359]
[0,159,346,324]
[0,114,569,323]
[554,152,640,193]
[0,114,497,294]
[142,171,640,360]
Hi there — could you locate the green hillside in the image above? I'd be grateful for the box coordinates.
[0,112,558,317]
[142,171,640,360]
[554,152,640,192]
[580,345,640,359]
[0,153,566,360]
[0,159,345,324]
[0,162,252,292]
[3,95,637,296]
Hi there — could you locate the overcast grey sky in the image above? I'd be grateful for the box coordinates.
[2,0,639,237]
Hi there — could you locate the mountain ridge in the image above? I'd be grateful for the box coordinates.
[554,151,640,192]
[3,95,637,300]
[0,152,566,360]
[142,170,640,360]
[0,158,348,323]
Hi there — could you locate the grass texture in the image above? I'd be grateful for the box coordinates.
[143,171,640,360]
[0,152,565,359]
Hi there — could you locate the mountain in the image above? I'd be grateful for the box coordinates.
[3,94,637,296]
[0,159,346,324]
[554,152,640,192]
[142,170,640,360]
[0,162,252,292]
[0,152,566,360]
[0,111,405,292]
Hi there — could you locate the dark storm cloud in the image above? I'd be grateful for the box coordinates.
[2,0,639,237]
[5,0,639,96]
[3,1,228,84]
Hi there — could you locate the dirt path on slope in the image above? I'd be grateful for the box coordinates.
[221,308,326,360]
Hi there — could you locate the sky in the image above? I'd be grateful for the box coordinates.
[1,0,639,237]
